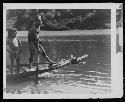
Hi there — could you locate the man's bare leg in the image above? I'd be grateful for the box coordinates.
[29,57,33,69]
[29,43,35,69]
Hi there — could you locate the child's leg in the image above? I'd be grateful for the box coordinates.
[10,54,14,74]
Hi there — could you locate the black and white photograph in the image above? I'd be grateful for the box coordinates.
[3,3,123,99]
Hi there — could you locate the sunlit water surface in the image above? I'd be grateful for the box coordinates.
[6,35,111,94]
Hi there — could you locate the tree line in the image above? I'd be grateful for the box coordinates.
[6,9,112,31]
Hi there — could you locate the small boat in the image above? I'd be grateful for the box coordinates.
[6,54,88,80]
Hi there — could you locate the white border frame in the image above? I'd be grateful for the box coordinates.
[3,3,123,99]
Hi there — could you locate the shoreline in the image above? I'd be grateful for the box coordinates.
[6,29,111,38]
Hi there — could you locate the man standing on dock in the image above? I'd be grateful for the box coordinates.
[28,15,56,69]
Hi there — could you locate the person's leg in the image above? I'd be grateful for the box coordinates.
[29,42,35,69]
[10,53,14,74]
[16,53,20,74]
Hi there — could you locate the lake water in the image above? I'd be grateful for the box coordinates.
[6,35,111,94]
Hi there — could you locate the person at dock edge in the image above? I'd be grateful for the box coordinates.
[6,28,22,74]
[28,15,56,69]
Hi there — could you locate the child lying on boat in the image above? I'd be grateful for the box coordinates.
[70,54,88,64]
[50,54,88,68]
[6,28,22,74]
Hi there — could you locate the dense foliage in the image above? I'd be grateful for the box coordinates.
[6,9,112,31]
